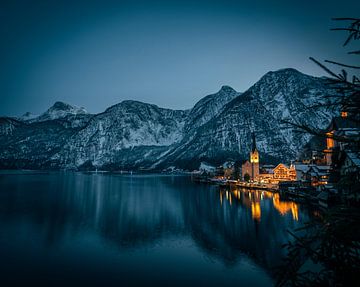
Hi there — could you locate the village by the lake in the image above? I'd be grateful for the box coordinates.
[191,110,360,211]
[0,2,359,286]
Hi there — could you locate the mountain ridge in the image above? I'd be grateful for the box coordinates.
[0,68,337,170]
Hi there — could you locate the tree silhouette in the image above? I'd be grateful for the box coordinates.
[276,18,360,287]
[282,18,360,144]
[244,173,250,182]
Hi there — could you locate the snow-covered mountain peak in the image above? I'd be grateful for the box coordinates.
[20,112,39,121]
[219,85,236,93]
[268,67,302,74]
[49,101,87,114]
[258,68,319,89]
[32,101,88,122]
[0,68,339,170]
[105,100,158,113]
[183,85,240,134]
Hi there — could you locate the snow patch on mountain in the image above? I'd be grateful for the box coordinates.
[184,85,240,134]
[20,112,39,121]
[55,100,188,167]
[0,68,338,170]
[29,101,88,122]
[199,162,216,172]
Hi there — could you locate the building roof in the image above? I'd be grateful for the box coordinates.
[316,165,331,171]
[262,164,275,168]
[260,168,274,174]
[274,163,290,170]
[294,164,310,173]
[317,191,329,200]
[347,151,360,168]
[328,116,360,131]
[306,165,331,176]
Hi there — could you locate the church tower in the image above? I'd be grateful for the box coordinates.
[241,133,260,181]
[250,133,260,180]
[250,133,259,164]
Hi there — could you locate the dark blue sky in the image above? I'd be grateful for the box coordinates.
[1,0,359,116]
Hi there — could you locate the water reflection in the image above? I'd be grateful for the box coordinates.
[219,187,299,222]
[273,193,299,221]
[251,202,261,222]
[0,172,312,286]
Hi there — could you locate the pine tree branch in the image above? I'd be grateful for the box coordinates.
[325,60,360,69]
[348,50,360,55]
[281,120,359,143]
[332,18,360,21]
[331,28,360,32]
[309,57,340,79]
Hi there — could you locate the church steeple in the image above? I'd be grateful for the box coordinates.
[241,132,260,181]
[250,133,259,163]
[251,132,257,152]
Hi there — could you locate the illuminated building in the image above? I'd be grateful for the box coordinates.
[324,131,334,165]
[304,165,330,186]
[272,163,297,182]
[323,113,360,166]
[242,133,260,181]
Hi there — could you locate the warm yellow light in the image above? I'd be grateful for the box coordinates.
[341,111,348,118]
[291,204,299,221]
[273,194,299,221]
[250,150,259,163]
[251,202,261,221]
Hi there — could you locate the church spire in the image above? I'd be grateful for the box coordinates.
[252,132,257,152]
[250,132,259,164]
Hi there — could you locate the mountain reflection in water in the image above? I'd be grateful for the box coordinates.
[0,172,311,287]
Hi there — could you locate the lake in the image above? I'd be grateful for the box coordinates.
[0,171,312,286]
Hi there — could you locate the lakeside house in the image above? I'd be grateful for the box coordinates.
[241,134,298,184]
[194,112,359,208]
[322,113,360,204]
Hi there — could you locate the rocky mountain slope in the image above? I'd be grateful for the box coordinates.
[0,118,78,169]
[28,101,87,122]
[152,68,335,169]
[53,100,189,169]
[184,85,240,135]
[0,68,337,170]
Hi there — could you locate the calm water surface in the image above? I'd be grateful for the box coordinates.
[0,171,313,286]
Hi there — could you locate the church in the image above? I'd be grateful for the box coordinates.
[242,133,260,181]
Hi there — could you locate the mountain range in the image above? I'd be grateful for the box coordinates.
[0,68,336,171]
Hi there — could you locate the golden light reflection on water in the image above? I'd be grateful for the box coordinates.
[218,188,299,221]
[272,193,299,221]
[251,202,261,222]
